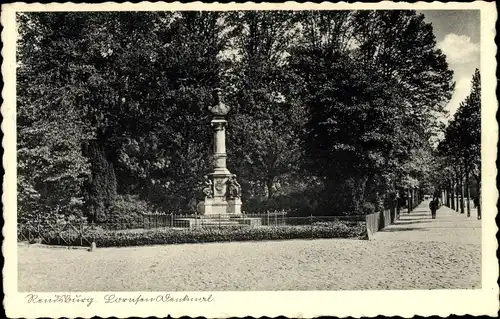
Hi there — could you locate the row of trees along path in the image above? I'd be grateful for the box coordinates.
[436,69,481,220]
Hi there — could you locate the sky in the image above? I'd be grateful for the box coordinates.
[417,10,480,121]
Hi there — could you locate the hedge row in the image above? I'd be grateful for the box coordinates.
[38,221,366,247]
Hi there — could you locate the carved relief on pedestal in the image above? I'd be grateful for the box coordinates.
[200,175,213,199]
[214,179,226,197]
[226,175,241,200]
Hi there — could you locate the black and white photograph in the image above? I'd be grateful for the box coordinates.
[2,2,498,318]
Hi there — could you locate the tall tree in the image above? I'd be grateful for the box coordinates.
[225,11,306,199]
[289,10,453,214]
[17,13,94,222]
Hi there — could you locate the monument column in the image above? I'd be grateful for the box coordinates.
[213,121,226,154]
[199,88,242,216]
[211,119,228,173]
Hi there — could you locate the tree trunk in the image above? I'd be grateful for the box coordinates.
[477,189,481,220]
[396,188,402,217]
[450,180,455,210]
[407,187,412,213]
[446,181,451,207]
[465,169,471,217]
[266,177,274,199]
[474,174,481,220]
[455,177,459,212]
[466,186,471,217]
[459,176,465,214]
[412,188,416,209]
[444,189,447,205]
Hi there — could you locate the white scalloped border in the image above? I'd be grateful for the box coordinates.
[2,2,498,318]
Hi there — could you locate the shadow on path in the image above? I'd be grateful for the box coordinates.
[400,214,429,218]
[375,200,481,243]
[380,226,428,232]
[395,220,432,225]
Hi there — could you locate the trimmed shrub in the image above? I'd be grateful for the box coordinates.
[84,143,118,222]
[38,221,366,247]
[96,195,149,230]
[360,201,376,215]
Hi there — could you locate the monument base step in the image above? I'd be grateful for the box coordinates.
[172,217,262,229]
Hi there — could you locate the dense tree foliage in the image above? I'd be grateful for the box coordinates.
[288,11,453,214]
[17,10,455,223]
[224,11,306,199]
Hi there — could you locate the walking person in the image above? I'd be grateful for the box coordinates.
[429,197,439,219]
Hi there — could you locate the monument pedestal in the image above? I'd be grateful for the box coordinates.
[226,199,242,215]
[195,88,243,218]
[201,197,242,216]
[199,170,242,216]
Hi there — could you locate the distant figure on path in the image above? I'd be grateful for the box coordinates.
[473,196,479,208]
[429,197,439,219]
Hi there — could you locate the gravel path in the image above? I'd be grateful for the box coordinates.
[18,202,481,291]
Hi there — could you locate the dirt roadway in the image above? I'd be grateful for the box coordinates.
[18,202,481,291]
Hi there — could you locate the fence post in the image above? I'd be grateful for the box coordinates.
[195,210,198,229]
[80,222,83,246]
[170,213,173,228]
[275,212,277,226]
[218,214,221,229]
[37,222,41,243]
[91,221,95,245]
[310,214,313,239]
[267,211,270,226]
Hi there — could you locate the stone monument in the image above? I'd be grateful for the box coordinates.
[199,88,242,216]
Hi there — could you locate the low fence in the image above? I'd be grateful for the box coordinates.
[18,220,96,246]
[142,211,365,229]
[365,209,393,240]
[142,211,289,228]
[365,200,423,240]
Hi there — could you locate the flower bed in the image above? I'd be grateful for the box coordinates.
[37,221,366,247]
